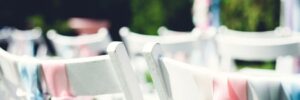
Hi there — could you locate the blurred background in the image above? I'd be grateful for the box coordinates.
[1,1,300,99]
[0,0,194,39]
[0,0,289,69]
[0,0,281,36]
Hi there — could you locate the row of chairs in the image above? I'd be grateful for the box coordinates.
[1,25,299,74]
[1,26,300,100]
[0,27,46,58]
[0,42,142,100]
[119,26,300,73]
[5,26,297,72]
[0,41,299,100]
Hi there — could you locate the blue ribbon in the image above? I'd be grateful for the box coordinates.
[210,0,220,27]
[292,83,300,100]
[18,62,43,100]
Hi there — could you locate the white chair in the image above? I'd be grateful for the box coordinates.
[143,42,214,100]
[120,27,201,64]
[143,42,300,100]
[47,28,111,58]
[120,27,203,99]
[0,73,20,100]
[0,43,38,100]
[144,43,299,100]
[158,26,219,67]
[158,26,216,39]
[8,27,45,57]
[216,26,300,71]
[0,42,143,100]
[41,42,143,100]
[157,27,194,36]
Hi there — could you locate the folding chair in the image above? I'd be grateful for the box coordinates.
[0,43,41,100]
[143,42,300,100]
[158,26,219,66]
[143,42,214,100]
[8,27,45,57]
[47,28,111,58]
[41,42,143,100]
[0,42,143,100]
[157,26,195,36]
[216,26,300,71]
[120,27,201,64]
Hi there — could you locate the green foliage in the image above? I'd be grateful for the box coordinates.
[51,20,72,35]
[162,0,194,31]
[130,0,165,35]
[130,0,193,35]
[28,15,45,29]
[145,70,153,84]
[220,0,280,31]
[27,15,72,35]
[236,60,275,70]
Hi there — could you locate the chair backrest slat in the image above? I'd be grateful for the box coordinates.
[107,42,144,100]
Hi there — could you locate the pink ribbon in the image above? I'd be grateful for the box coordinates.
[41,63,73,98]
[213,75,248,100]
[228,77,247,100]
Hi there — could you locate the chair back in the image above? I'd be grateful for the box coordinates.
[143,43,300,100]
[216,26,300,71]
[120,27,200,63]
[157,26,194,36]
[158,26,219,66]
[47,28,111,58]
[143,42,214,100]
[0,42,143,100]
[8,27,44,57]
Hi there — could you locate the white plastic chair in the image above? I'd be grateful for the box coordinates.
[0,42,40,100]
[120,27,203,99]
[143,42,214,100]
[47,28,111,58]
[42,42,143,100]
[157,26,219,67]
[0,42,143,100]
[216,26,300,71]
[8,27,45,57]
[120,27,201,64]
[143,42,300,100]
[144,43,299,100]
[157,26,193,36]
